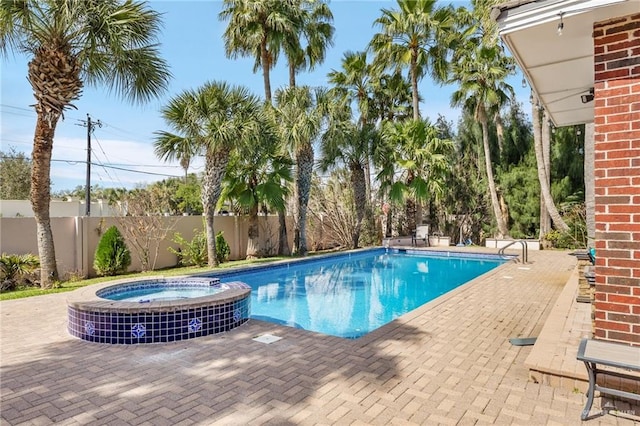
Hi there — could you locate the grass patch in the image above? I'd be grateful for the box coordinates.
[0,256,290,301]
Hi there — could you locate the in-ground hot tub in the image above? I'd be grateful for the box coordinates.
[67,277,251,344]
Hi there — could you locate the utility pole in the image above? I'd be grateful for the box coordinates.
[77,114,101,216]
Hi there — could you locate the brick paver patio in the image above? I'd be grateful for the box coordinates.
[1,249,636,425]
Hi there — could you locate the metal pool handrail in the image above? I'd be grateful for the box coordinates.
[498,240,528,263]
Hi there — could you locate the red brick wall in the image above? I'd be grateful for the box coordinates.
[592,13,640,345]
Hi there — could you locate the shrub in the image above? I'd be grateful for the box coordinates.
[0,253,39,292]
[543,203,587,250]
[169,230,208,267]
[216,231,230,264]
[93,226,131,276]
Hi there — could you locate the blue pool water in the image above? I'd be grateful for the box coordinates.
[212,249,508,338]
[106,286,226,302]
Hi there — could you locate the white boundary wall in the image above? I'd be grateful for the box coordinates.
[0,215,290,278]
[0,200,120,217]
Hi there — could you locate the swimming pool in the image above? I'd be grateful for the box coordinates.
[210,248,510,338]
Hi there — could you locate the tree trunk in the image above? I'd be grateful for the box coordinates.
[289,62,296,87]
[478,106,509,238]
[277,209,290,255]
[245,202,260,258]
[293,143,314,255]
[540,109,552,236]
[31,113,60,288]
[584,123,596,247]
[410,48,420,121]
[350,160,367,249]
[532,100,550,238]
[531,97,569,232]
[495,112,505,157]
[404,171,417,234]
[201,148,231,267]
[385,209,392,238]
[261,39,272,103]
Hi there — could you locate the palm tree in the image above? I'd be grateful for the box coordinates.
[327,50,376,202]
[370,71,413,122]
[284,0,334,87]
[369,0,455,121]
[0,0,170,288]
[328,50,372,125]
[219,0,297,104]
[380,119,453,233]
[320,94,378,248]
[219,118,292,258]
[274,86,326,255]
[450,39,514,239]
[155,81,264,266]
[154,131,200,183]
[220,0,301,256]
[531,94,569,234]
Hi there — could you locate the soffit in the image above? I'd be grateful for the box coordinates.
[495,0,637,127]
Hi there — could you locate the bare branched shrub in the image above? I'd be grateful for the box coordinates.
[114,189,177,272]
[308,172,356,249]
[258,217,280,257]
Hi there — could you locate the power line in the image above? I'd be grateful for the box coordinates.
[2,154,187,176]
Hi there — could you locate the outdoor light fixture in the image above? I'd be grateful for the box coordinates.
[581,88,595,104]
[557,13,564,36]
[521,77,527,88]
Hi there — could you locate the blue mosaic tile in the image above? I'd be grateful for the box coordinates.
[131,323,146,338]
[68,281,251,344]
[84,321,95,336]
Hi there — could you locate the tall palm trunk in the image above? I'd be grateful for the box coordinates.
[245,174,261,258]
[31,115,60,288]
[289,63,296,87]
[350,160,367,248]
[584,123,595,247]
[262,38,291,256]
[202,147,231,267]
[495,112,504,157]
[261,38,272,103]
[278,210,291,255]
[246,202,260,258]
[539,108,552,236]
[531,96,569,232]
[294,143,314,255]
[405,172,417,234]
[410,48,420,120]
[478,106,509,238]
[28,43,82,288]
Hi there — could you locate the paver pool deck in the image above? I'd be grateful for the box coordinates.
[1,248,637,425]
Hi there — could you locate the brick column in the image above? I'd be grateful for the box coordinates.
[592,13,640,345]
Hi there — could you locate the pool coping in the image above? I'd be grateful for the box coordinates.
[67,277,251,313]
[187,246,517,281]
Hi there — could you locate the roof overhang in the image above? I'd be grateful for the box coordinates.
[493,0,637,127]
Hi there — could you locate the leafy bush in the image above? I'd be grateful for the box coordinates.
[93,226,131,276]
[0,253,39,291]
[216,231,230,264]
[169,230,208,267]
[543,203,587,249]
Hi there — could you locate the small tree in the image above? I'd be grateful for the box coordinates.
[0,147,31,200]
[115,188,177,271]
[93,226,131,276]
[215,232,231,264]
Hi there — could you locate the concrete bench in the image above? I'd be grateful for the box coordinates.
[577,338,640,420]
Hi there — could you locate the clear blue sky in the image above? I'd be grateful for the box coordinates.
[0,0,529,192]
